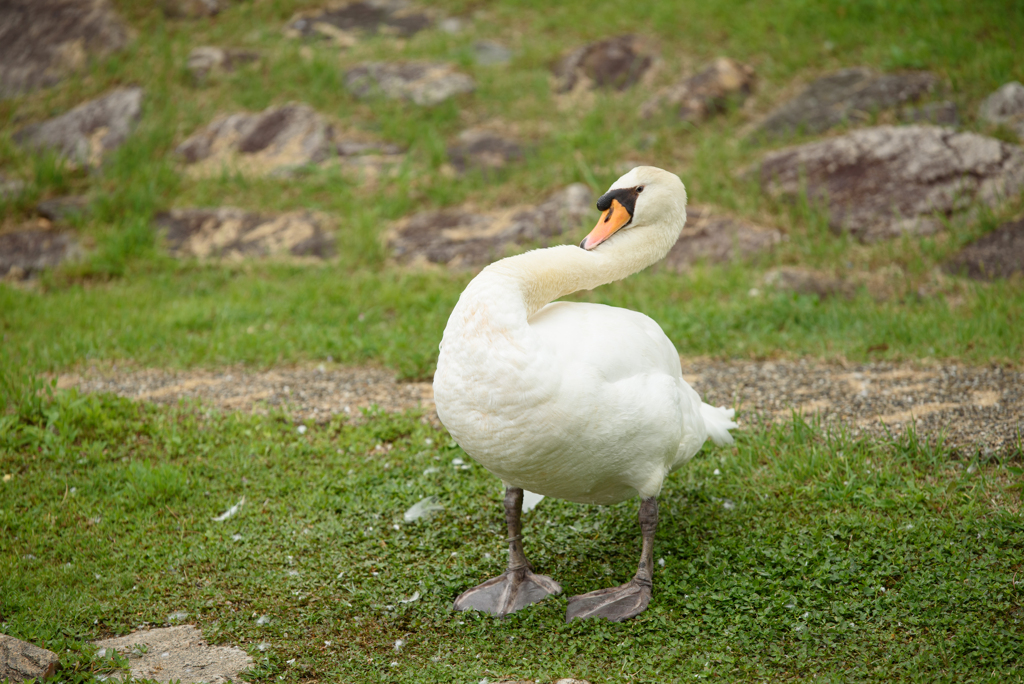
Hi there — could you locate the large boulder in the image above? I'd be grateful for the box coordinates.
[641,57,755,121]
[155,208,335,260]
[389,184,593,267]
[176,103,402,177]
[0,634,59,682]
[662,205,781,270]
[0,0,130,99]
[752,68,936,139]
[286,1,431,46]
[978,81,1024,139]
[945,218,1024,280]
[12,87,143,167]
[552,35,653,93]
[344,61,474,106]
[758,125,1024,242]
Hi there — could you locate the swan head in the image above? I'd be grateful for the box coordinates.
[580,166,687,252]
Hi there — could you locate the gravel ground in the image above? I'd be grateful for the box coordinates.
[59,359,1023,456]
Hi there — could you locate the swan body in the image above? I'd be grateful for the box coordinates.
[433,166,736,621]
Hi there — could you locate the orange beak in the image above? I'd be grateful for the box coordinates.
[580,199,633,250]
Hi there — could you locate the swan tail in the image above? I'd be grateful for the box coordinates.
[701,403,737,446]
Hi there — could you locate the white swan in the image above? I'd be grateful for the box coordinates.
[433,166,737,622]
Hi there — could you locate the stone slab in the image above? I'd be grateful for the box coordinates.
[0,0,130,99]
[344,61,474,106]
[0,228,81,279]
[944,218,1024,280]
[12,87,143,167]
[0,634,59,682]
[641,57,755,121]
[553,35,653,93]
[758,125,1024,241]
[752,67,936,138]
[662,204,781,270]
[155,207,335,260]
[94,626,252,684]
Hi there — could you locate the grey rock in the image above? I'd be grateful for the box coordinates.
[94,625,252,684]
[0,0,130,99]
[641,57,755,121]
[155,207,335,260]
[762,267,853,299]
[36,195,89,222]
[287,1,430,44]
[186,46,259,82]
[12,87,143,167]
[447,128,523,174]
[662,205,781,270]
[899,100,959,126]
[758,125,1024,242]
[176,102,401,177]
[0,228,81,280]
[473,40,512,66]
[0,634,59,682]
[160,0,226,17]
[389,184,592,267]
[978,81,1024,138]
[553,35,652,93]
[753,68,937,138]
[945,218,1024,280]
[0,174,26,201]
[345,61,474,106]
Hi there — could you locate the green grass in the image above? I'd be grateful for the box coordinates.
[1,387,1021,682]
[2,0,1024,681]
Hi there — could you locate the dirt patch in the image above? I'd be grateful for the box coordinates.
[944,218,1024,280]
[59,364,433,422]
[94,625,252,684]
[59,360,1022,454]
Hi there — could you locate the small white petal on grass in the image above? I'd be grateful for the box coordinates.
[324,641,331,646]
[232,534,243,541]
[394,639,405,652]
[721,499,736,510]
[424,438,433,445]
[286,659,296,665]
[658,558,665,567]
[213,497,245,522]
[288,570,299,576]
[257,615,271,625]
[451,457,465,466]
[521,490,544,513]
[167,611,188,623]
[297,425,307,435]
[392,523,400,530]
[403,496,444,523]
[257,642,271,652]
[713,469,721,476]
[423,467,439,475]
[399,591,420,604]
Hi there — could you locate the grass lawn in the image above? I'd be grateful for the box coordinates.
[2,0,1023,681]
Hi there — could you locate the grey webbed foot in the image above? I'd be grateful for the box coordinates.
[565,577,652,622]
[453,566,562,617]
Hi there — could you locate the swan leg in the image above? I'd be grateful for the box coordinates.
[453,487,562,617]
[566,497,658,623]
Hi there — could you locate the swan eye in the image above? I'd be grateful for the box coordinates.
[636,186,644,193]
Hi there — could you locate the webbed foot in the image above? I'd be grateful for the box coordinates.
[453,567,562,617]
[565,578,651,623]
